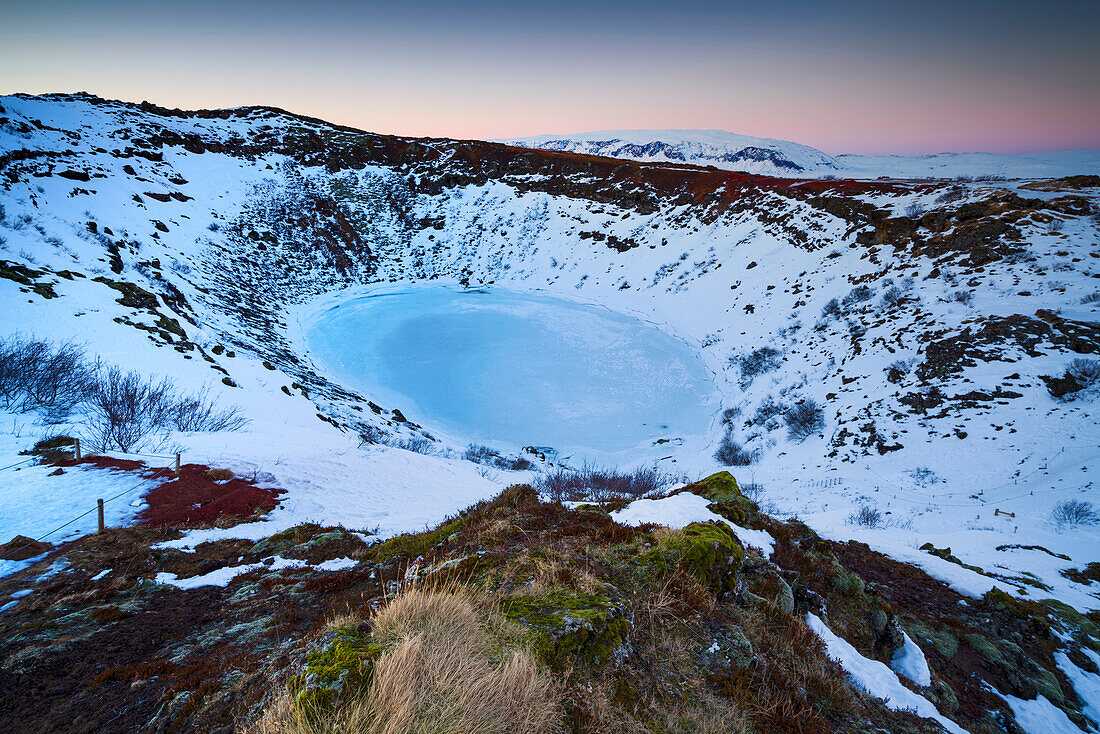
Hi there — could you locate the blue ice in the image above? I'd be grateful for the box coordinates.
[304,287,717,461]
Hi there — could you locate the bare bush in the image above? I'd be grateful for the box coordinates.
[879,285,905,308]
[85,366,178,452]
[1081,292,1100,305]
[1048,219,1064,233]
[0,336,95,416]
[842,285,873,305]
[170,388,249,433]
[904,202,925,218]
[848,504,884,528]
[733,346,782,387]
[720,406,741,425]
[820,298,841,319]
[535,463,676,503]
[784,399,824,442]
[1052,499,1099,527]
[952,289,973,305]
[714,433,755,466]
[463,444,534,471]
[1068,359,1100,387]
[386,434,436,455]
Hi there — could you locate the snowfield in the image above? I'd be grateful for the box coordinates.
[504,128,1100,180]
[0,91,1097,635]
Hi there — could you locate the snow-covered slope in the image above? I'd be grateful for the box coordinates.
[503,129,1100,180]
[501,128,844,176]
[1,92,1098,621]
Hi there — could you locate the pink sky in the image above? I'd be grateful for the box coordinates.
[2,0,1097,155]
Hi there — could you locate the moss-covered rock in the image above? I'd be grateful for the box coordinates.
[290,625,382,710]
[504,585,632,671]
[679,471,758,525]
[654,521,744,598]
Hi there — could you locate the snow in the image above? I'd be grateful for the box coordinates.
[610,492,776,556]
[1055,650,1100,727]
[0,92,1097,624]
[806,614,968,734]
[505,128,1100,179]
[298,285,718,462]
[0,414,166,577]
[90,568,111,581]
[154,555,306,589]
[891,632,932,687]
[998,692,1081,734]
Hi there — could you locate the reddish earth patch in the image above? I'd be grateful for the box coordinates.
[54,455,148,472]
[136,464,283,527]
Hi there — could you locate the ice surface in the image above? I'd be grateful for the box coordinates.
[302,287,718,461]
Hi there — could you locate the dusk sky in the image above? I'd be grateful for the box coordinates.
[2,0,1097,154]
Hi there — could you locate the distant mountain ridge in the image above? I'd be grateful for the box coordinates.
[502,129,1100,179]
[501,129,843,177]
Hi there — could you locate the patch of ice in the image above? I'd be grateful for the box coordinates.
[90,568,111,581]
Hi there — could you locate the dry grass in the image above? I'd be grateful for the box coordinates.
[250,589,562,734]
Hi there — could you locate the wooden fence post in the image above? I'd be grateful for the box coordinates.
[73,438,81,461]
[97,499,104,533]
[175,453,181,475]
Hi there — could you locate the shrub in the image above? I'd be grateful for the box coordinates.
[820,298,841,319]
[1068,358,1100,387]
[842,285,873,305]
[1081,292,1100,305]
[0,336,95,416]
[535,463,675,503]
[879,285,905,308]
[463,444,535,471]
[952,289,973,305]
[720,406,741,425]
[783,400,824,442]
[904,202,925,218]
[1048,219,1064,233]
[85,366,178,452]
[734,346,783,387]
[750,395,787,428]
[1052,500,1099,527]
[848,504,884,528]
[713,433,755,466]
[170,389,248,433]
[386,435,436,455]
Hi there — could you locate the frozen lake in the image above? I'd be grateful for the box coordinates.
[303,287,718,460]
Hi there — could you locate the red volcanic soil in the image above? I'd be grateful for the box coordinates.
[52,457,284,527]
[137,464,283,527]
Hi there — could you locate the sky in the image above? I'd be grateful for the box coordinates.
[1,0,1097,154]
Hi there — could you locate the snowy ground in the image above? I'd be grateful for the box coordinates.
[0,93,1097,626]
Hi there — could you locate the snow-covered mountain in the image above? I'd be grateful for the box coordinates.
[2,92,1100,733]
[503,129,1100,180]
[501,129,844,177]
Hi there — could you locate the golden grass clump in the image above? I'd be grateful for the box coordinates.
[250,588,562,734]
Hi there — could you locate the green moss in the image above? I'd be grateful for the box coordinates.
[658,521,744,597]
[504,585,631,670]
[365,517,466,562]
[965,632,1004,664]
[685,471,742,503]
[290,625,382,710]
